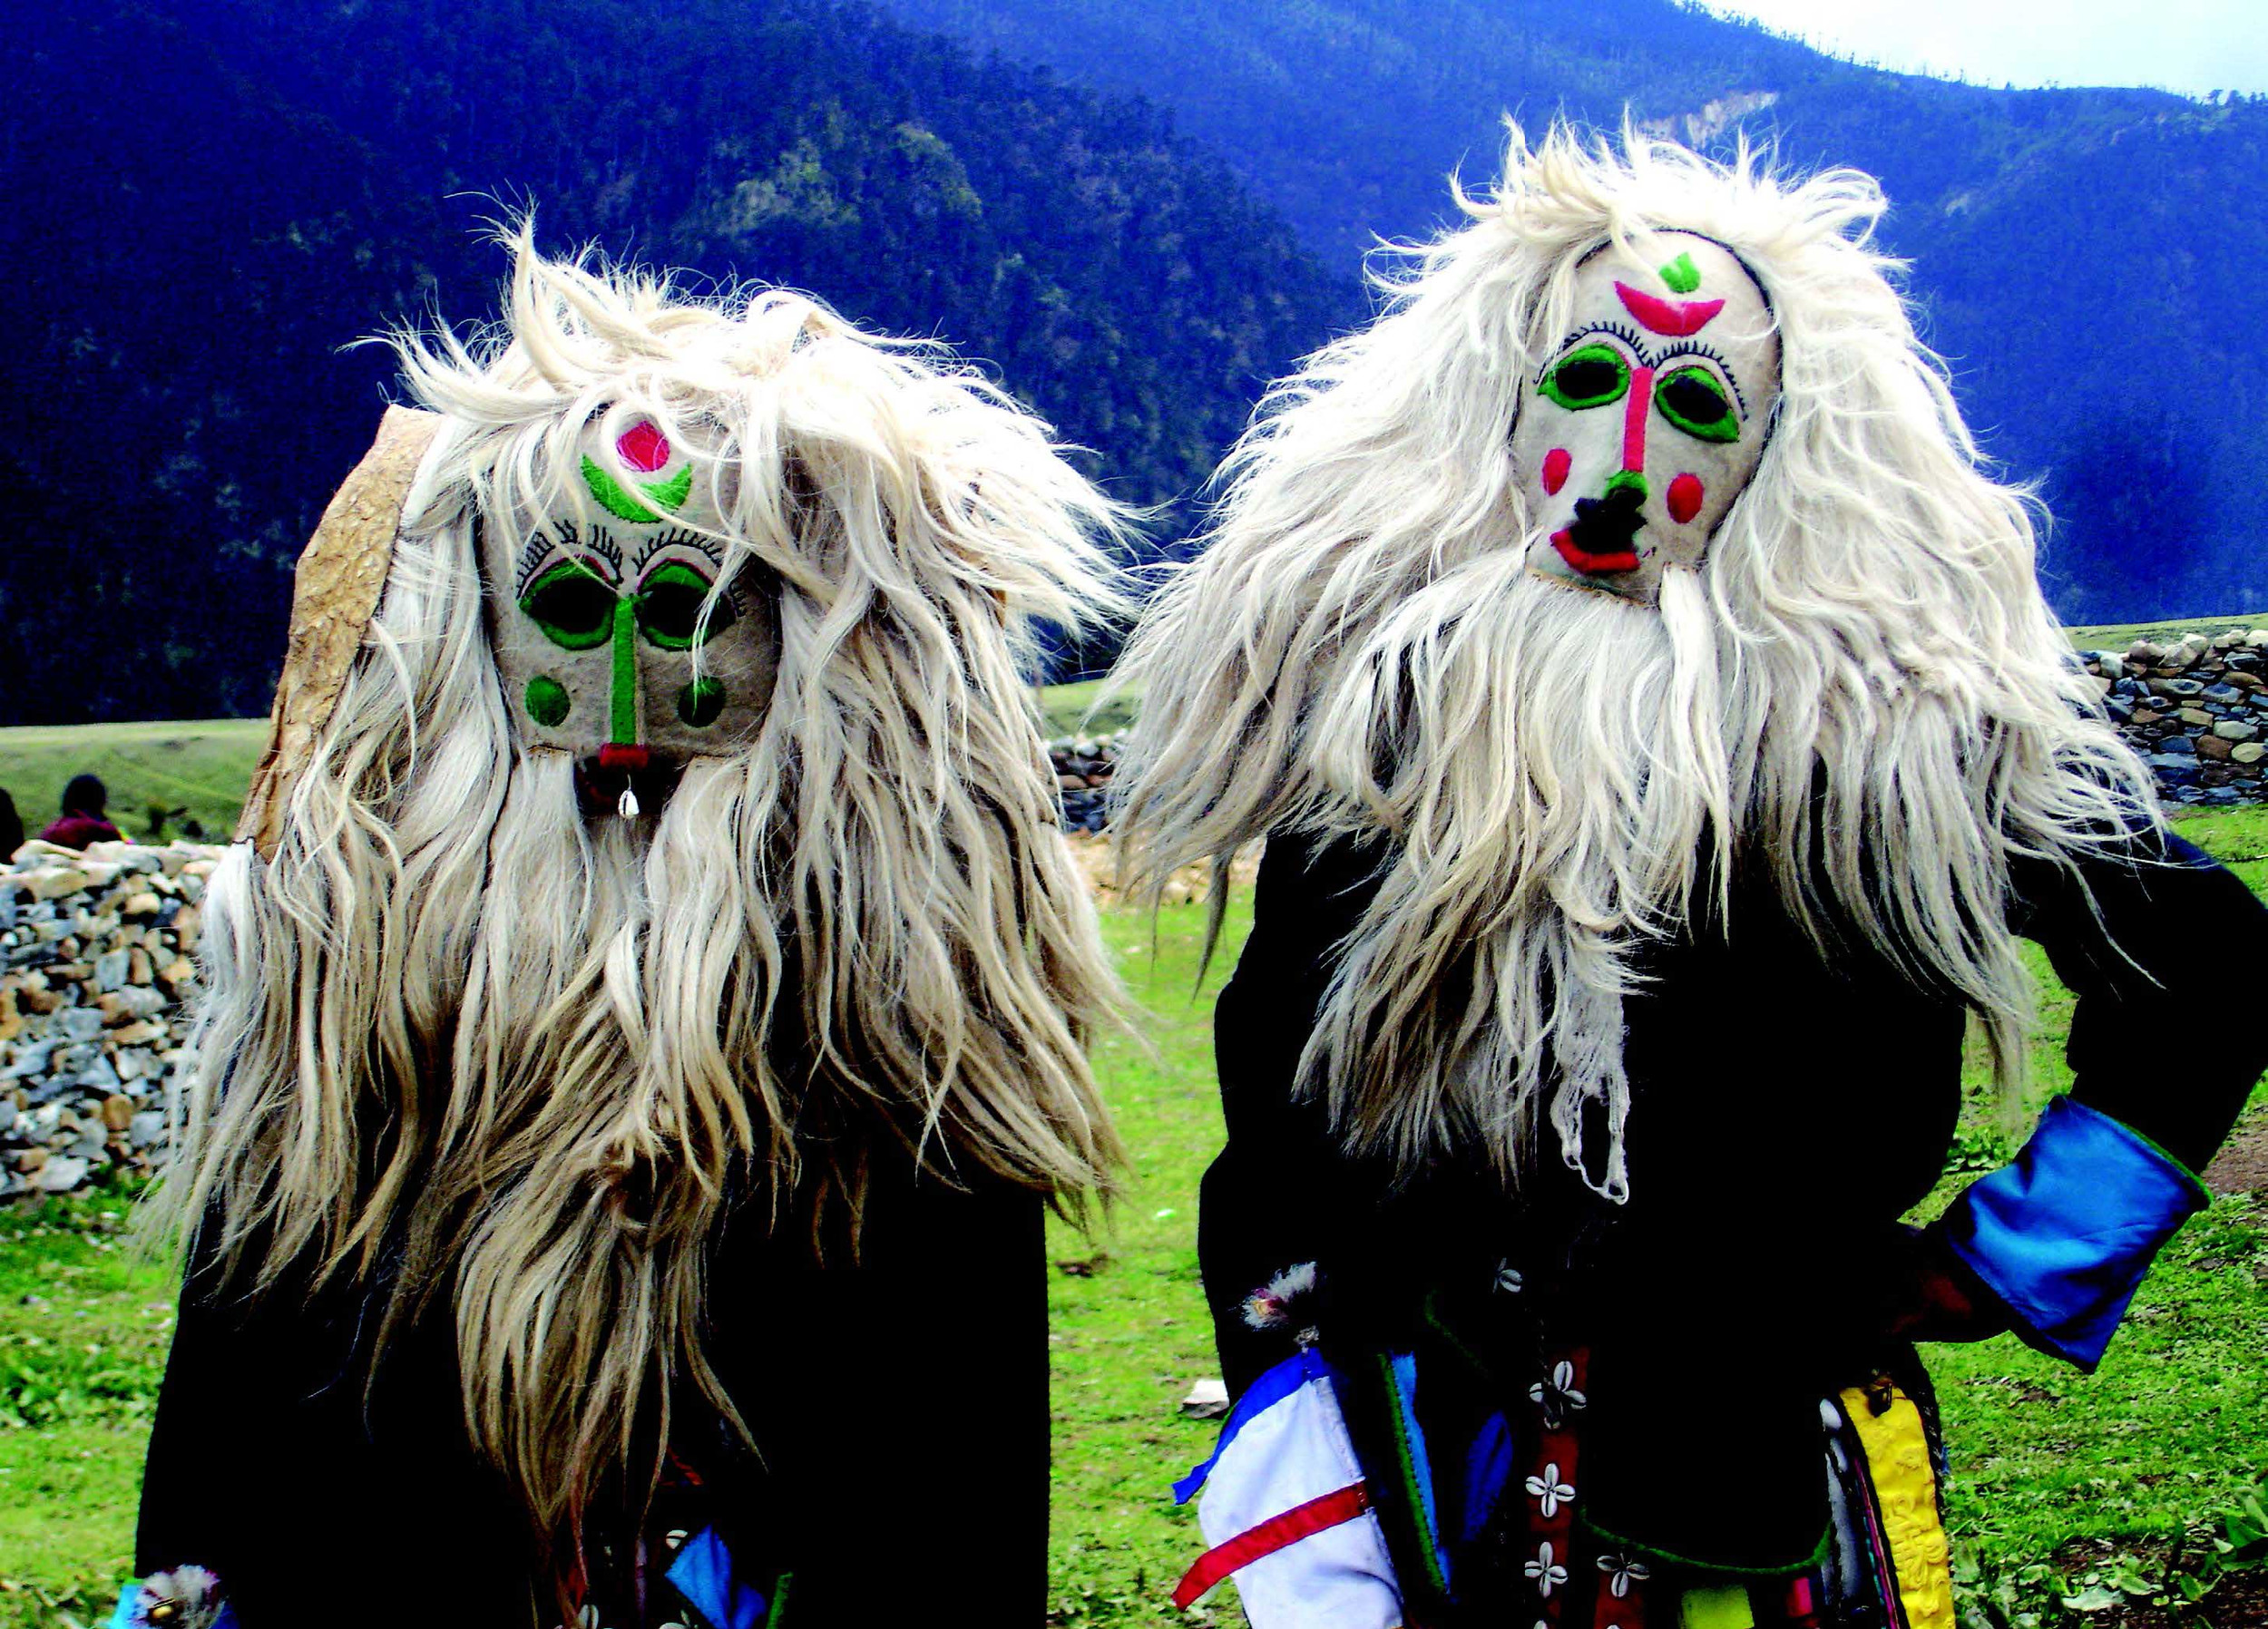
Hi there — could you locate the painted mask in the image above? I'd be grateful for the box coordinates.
[482,408,779,805]
[1513,231,1780,604]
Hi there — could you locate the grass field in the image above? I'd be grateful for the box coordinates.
[0,689,1120,848]
[0,629,2260,843]
[0,720,269,846]
[2066,614,2268,654]
[4,815,2266,1625]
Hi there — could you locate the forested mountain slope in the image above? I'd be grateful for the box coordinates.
[5,0,1346,722]
[879,0,2268,624]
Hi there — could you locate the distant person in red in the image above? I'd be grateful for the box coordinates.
[40,775,125,849]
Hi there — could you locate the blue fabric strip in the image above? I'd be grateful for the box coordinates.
[110,1583,240,1628]
[1938,1096,2208,1371]
[1171,1347,1330,1506]
[1460,1411,1515,1546]
[1389,1351,1452,1592]
[666,1526,769,1629]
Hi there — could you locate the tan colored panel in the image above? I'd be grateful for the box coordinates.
[237,406,441,859]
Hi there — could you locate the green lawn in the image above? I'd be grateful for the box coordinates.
[0,641,2253,841]
[0,690,1114,846]
[2066,614,2268,653]
[1039,678,1139,740]
[4,821,2265,1627]
[0,720,269,846]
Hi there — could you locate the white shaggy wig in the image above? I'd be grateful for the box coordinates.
[1111,122,2154,1199]
[167,233,1132,1563]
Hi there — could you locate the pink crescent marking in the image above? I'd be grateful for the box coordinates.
[1614,281,1725,337]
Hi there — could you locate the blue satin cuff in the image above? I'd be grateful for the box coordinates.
[666,1526,770,1629]
[1939,1096,2208,1371]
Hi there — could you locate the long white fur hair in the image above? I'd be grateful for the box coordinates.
[166,233,1131,1565]
[1111,123,2155,1200]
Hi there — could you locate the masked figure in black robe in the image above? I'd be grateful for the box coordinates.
[1111,125,2266,1629]
[129,238,1129,1628]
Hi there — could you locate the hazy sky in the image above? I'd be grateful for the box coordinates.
[1694,0,2268,96]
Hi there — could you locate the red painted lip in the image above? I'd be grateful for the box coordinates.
[1551,529,1638,575]
[596,744,651,772]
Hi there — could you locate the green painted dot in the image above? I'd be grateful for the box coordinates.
[677,676,727,727]
[525,675,572,727]
[1659,251,1702,294]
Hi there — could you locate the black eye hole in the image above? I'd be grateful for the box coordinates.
[519,560,619,650]
[1657,367,1739,443]
[637,561,738,651]
[1539,342,1631,411]
[1558,359,1619,399]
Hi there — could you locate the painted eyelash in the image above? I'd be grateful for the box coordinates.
[513,533,552,599]
[629,529,748,617]
[513,521,624,597]
[1536,321,1649,384]
[628,528,727,577]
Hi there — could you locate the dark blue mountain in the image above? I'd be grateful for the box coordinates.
[877,0,2268,625]
[4,0,1347,723]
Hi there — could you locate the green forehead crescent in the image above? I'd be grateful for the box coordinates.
[582,457,694,524]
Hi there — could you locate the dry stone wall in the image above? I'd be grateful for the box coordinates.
[2082,628,2268,807]
[4,659,2244,1200]
[0,841,220,1199]
[1051,732,1120,832]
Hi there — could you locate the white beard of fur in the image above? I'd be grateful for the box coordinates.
[1297,555,1732,1199]
[1110,125,2164,1206]
[168,237,1136,1554]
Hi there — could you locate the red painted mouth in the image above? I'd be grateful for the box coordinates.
[1551,530,1638,575]
[597,744,651,772]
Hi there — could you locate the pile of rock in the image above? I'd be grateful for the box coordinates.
[1051,732,1122,833]
[2082,629,2268,806]
[0,841,222,1199]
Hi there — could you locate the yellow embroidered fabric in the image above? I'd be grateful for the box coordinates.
[1838,1383,1955,1629]
[1677,1583,1755,1629]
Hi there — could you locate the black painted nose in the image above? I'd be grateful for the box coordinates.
[1564,483,1645,558]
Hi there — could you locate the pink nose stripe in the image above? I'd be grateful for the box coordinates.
[1623,366,1654,473]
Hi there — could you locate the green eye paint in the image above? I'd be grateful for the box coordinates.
[520,560,619,650]
[1659,252,1703,295]
[610,594,640,746]
[677,677,727,727]
[1540,344,1631,411]
[1656,366,1740,444]
[524,675,571,727]
[637,561,737,651]
[582,456,695,524]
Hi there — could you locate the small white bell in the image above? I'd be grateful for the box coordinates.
[617,783,640,820]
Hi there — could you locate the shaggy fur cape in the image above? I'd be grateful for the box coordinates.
[1112,125,2154,1199]
[164,236,1129,1563]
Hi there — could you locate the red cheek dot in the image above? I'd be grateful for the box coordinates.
[1667,472,1705,524]
[1541,448,1572,495]
[617,420,671,473]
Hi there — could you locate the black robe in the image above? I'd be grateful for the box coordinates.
[1198,824,2266,1586]
[135,1158,1047,1626]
